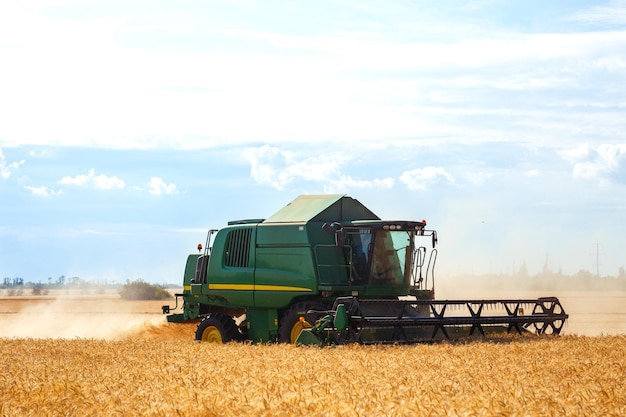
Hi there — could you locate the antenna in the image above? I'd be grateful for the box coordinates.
[593,241,601,278]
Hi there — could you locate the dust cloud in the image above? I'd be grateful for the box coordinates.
[2,289,625,339]
[435,279,626,337]
[0,293,170,340]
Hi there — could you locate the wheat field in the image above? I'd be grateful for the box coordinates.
[1,293,625,416]
[1,322,625,417]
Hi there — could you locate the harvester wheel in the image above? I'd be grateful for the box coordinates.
[278,303,325,344]
[195,313,239,343]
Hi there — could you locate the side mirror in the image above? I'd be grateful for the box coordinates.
[322,223,335,235]
[322,222,344,247]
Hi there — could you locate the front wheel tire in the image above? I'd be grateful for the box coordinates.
[278,303,326,344]
[195,313,239,343]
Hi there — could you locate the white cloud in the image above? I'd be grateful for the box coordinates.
[28,149,54,158]
[93,173,125,190]
[245,145,347,190]
[2,3,626,150]
[72,175,176,195]
[572,161,607,180]
[464,171,494,185]
[565,0,626,27]
[0,147,25,179]
[59,171,90,187]
[559,143,591,162]
[561,143,626,182]
[148,177,177,195]
[323,175,395,193]
[245,145,395,191]
[58,169,125,190]
[24,185,63,197]
[400,167,455,190]
[245,146,290,189]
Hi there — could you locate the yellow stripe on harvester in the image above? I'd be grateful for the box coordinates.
[209,283,254,291]
[208,283,312,292]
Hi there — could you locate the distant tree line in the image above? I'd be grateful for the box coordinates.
[118,280,172,300]
[1,275,93,289]
[1,276,174,300]
[1,275,177,289]
[3,277,24,286]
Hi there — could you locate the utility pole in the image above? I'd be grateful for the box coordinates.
[593,241,601,278]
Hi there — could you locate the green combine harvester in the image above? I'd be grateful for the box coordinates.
[163,194,568,344]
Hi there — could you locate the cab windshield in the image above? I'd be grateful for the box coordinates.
[370,230,411,285]
[345,228,412,285]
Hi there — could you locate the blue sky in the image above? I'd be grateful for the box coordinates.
[1,0,625,284]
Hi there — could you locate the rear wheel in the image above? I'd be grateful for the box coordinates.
[279,302,326,344]
[195,313,239,343]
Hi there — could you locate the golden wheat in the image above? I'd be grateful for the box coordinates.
[1,326,624,417]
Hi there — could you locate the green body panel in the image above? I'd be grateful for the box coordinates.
[166,254,202,322]
[314,245,350,285]
[183,254,201,286]
[295,329,323,346]
[253,223,318,308]
[203,224,256,307]
[245,308,279,343]
[165,194,436,343]
[360,284,408,297]
[166,313,187,323]
[333,304,348,331]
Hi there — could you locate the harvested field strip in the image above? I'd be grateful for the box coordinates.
[1,334,625,416]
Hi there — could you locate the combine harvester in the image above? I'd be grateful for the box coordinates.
[163,195,568,345]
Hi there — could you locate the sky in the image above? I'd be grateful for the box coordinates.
[1,0,626,285]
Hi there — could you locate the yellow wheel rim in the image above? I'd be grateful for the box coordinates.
[290,319,311,344]
[201,326,223,343]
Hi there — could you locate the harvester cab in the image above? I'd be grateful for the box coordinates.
[162,194,568,345]
[326,219,438,298]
